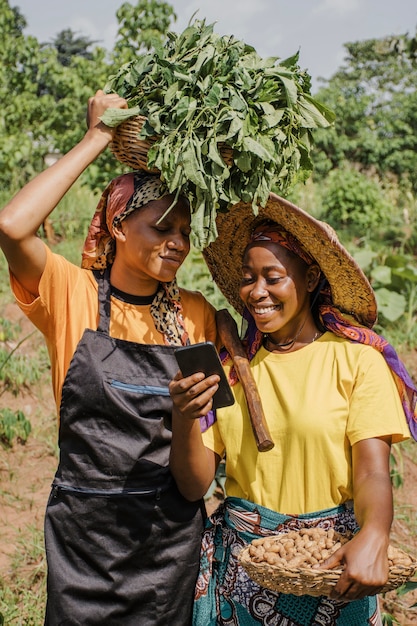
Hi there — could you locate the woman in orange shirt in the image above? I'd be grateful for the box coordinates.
[0,91,216,625]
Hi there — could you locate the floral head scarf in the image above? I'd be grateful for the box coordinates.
[220,222,417,440]
[81,171,190,347]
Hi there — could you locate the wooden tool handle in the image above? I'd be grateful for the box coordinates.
[215,309,274,452]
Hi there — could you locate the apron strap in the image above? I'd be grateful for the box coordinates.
[93,268,112,335]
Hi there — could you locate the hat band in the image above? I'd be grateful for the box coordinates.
[250,224,315,266]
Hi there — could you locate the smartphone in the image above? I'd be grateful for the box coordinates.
[174,341,235,410]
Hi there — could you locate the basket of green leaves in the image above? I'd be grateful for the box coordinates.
[101,19,335,247]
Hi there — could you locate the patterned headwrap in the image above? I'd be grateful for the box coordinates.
[81,171,190,347]
[82,171,165,270]
[223,223,417,439]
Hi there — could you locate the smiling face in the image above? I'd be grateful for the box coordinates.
[110,194,191,295]
[240,241,320,341]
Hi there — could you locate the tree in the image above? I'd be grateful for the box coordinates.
[112,0,176,65]
[0,0,180,194]
[313,33,417,191]
[0,0,45,188]
[51,29,98,66]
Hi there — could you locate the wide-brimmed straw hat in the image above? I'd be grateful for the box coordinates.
[203,192,377,328]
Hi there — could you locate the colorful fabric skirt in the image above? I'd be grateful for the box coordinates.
[193,497,382,626]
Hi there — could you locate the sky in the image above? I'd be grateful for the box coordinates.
[14,0,417,90]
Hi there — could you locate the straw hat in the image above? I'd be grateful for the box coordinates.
[203,192,377,327]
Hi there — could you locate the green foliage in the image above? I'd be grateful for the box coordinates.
[314,33,417,192]
[52,28,98,66]
[381,613,401,625]
[103,19,334,247]
[46,180,101,241]
[0,0,111,191]
[0,408,31,448]
[0,0,181,195]
[177,247,237,316]
[390,447,404,489]
[0,318,46,396]
[0,526,47,623]
[113,0,177,64]
[321,167,391,233]
[353,248,417,335]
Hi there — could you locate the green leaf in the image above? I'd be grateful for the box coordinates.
[375,288,406,322]
[181,142,208,190]
[205,84,222,107]
[99,106,140,127]
[235,151,252,172]
[396,580,417,595]
[392,265,417,284]
[271,71,298,106]
[353,249,378,271]
[164,81,180,105]
[371,265,392,285]
[298,95,336,128]
[242,136,275,162]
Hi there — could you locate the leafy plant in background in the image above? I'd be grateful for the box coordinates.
[177,247,236,317]
[313,33,417,193]
[0,408,31,448]
[321,166,392,235]
[0,316,49,398]
[353,248,417,338]
[396,581,417,607]
[382,580,417,625]
[0,330,39,396]
[390,447,404,490]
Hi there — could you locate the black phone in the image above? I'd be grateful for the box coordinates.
[174,341,235,410]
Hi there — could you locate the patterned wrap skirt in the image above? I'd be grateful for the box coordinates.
[193,497,382,626]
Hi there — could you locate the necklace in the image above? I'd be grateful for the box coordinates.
[265,328,322,352]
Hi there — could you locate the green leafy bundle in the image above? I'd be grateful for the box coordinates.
[102,20,335,247]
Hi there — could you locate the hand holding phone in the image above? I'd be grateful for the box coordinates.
[174,341,235,410]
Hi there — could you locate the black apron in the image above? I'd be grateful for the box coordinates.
[44,270,205,626]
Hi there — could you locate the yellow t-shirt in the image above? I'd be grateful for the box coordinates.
[11,245,217,413]
[203,333,410,515]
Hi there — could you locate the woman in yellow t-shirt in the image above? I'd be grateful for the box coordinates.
[169,194,417,625]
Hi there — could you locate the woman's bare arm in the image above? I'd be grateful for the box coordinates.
[0,90,127,297]
[169,371,220,501]
[321,436,393,601]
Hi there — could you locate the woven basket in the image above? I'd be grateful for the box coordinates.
[238,530,417,598]
[110,115,234,172]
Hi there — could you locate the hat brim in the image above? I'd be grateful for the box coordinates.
[203,192,377,328]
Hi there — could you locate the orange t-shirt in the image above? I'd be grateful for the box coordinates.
[11,245,217,413]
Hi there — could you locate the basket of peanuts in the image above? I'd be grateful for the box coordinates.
[238,527,417,597]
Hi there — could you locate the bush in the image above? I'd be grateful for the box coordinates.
[321,167,392,234]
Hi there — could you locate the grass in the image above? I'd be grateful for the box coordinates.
[0,526,47,625]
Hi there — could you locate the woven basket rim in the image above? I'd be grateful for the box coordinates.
[238,536,417,596]
[110,114,234,172]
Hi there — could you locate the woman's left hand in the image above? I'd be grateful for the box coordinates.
[318,529,389,601]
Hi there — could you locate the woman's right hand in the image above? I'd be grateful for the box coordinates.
[169,370,220,421]
[86,89,128,145]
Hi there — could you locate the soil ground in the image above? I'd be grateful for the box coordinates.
[1,302,417,624]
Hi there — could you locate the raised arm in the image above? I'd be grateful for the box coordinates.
[321,435,393,601]
[0,90,127,297]
[169,371,220,501]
